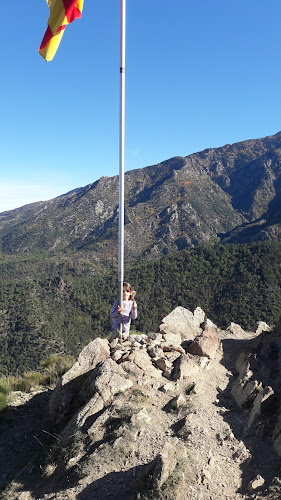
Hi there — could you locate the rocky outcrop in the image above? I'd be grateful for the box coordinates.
[159,306,206,340]
[230,318,281,457]
[5,305,281,500]
[49,338,110,425]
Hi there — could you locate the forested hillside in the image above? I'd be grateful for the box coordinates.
[1,240,281,375]
[1,132,281,262]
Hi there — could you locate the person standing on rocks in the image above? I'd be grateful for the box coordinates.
[110,282,137,341]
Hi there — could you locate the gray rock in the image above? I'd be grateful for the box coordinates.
[127,349,163,379]
[156,358,173,372]
[172,353,203,380]
[187,327,221,360]
[49,338,110,425]
[226,322,245,337]
[62,358,132,436]
[254,321,271,335]
[160,306,203,341]
[248,386,274,427]
[248,475,265,492]
[231,379,260,407]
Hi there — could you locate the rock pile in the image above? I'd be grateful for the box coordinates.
[49,306,221,429]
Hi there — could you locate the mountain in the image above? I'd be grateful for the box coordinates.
[1,131,281,262]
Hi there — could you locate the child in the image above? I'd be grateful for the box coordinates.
[110,282,137,341]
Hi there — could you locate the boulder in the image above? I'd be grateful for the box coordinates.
[156,358,173,372]
[172,353,206,380]
[247,475,265,493]
[231,379,261,407]
[81,358,132,402]
[49,338,110,425]
[187,328,221,360]
[247,386,274,428]
[159,329,182,346]
[62,358,132,436]
[160,306,204,341]
[127,349,163,379]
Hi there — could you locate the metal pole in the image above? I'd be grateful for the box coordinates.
[118,0,126,314]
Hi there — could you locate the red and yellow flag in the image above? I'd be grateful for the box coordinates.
[39,0,84,62]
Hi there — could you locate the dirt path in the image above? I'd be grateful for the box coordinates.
[179,330,278,499]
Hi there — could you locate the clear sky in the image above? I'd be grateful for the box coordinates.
[1,1,281,212]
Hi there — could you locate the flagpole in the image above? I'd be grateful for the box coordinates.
[118,0,126,311]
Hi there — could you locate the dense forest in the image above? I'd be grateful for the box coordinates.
[1,240,281,375]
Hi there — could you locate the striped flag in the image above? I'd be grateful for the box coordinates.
[39,0,84,62]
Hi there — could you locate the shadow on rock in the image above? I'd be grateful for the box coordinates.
[76,462,154,500]
[0,390,53,493]
[216,335,281,496]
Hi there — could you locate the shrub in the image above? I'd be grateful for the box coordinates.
[0,379,11,396]
[0,392,8,412]
[40,354,74,380]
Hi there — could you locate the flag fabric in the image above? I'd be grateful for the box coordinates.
[39,0,84,62]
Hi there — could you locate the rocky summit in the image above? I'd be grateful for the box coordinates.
[1,131,281,262]
[2,306,281,499]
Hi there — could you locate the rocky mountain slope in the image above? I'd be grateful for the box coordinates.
[1,131,281,261]
[2,307,281,499]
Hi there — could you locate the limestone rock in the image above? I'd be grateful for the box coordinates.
[193,306,206,326]
[162,343,185,354]
[127,349,163,379]
[147,345,163,358]
[49,338,110,425]
[201,318,217,330]
[226,322,245,337]
[160,329,182,346]
[83,358,133,402]
[187,328,221,360]
[171,394,186,409]
[247,386,274,428]
[172,353,203,380]
[160,306,204,341]
[62,358,132,436]
[156,358,173,372]
[152,443,178,489]
[247,474,265,492]
[147,332,163,342]
[254,321,271,335]
[231,379,261,408]
[121,360,144,378]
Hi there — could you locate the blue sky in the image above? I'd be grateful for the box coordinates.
[1,1,281,212]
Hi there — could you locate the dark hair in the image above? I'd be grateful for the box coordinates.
[123,282,131,292]
[123,282,135,300]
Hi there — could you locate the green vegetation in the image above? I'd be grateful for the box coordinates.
[0,354,74,412]
[1,240,281,375]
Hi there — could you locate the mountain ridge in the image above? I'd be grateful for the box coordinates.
[1,131,281,261]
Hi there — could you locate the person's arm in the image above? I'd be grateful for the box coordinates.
[130,301,137,320]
